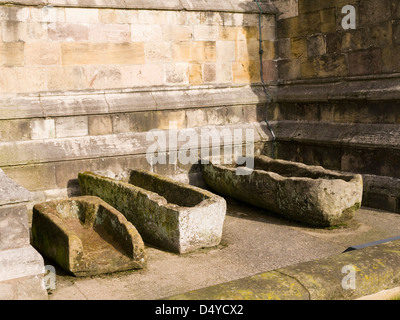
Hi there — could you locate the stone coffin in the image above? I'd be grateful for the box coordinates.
[201,155,363,227]
[78,170,226,254]
[31,196,147,277]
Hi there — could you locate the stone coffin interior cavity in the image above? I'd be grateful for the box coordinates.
[31,196,147,277]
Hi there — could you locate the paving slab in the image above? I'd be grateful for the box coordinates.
[45,200,400,300]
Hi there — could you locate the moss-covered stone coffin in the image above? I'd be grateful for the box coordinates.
[78,170,226,254]
[31,196,147,276]
[201,155,363,227]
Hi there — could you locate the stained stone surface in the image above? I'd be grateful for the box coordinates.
[201,155,363,227]
[0,169,32,206]
[78,170,226,254]
[31,196,147,277]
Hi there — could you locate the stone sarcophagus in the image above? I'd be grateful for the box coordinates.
[78,170,226,254]
[31,196,147,277]
[201,155,363,227]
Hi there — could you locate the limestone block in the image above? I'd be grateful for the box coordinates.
[30,119,55,140]
[78,170,226,254]
[55,116,88,138]
[201,155,363,227]
[31,196,147,276]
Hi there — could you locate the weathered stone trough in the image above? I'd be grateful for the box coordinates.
[31,196,147,276]
[78,170,226,254]
[201,155,363,227]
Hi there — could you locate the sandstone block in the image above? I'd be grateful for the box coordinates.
[131,24,162,41]
[165,63,189,84]
[216,40,235,61]
[61,42,145,65]
[144,41,172,62]
[162,25,193,41]
[0,43,24,67]
[307,34,326,57]
[88,23,131,42]
[347,48,382,76]
[203,62,216,83]
[48,23,89,41]
[189,63,203,85]
[24,42,61,65]
[194,25,219,41]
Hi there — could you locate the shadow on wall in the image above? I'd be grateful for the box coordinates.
[239,1,279,157]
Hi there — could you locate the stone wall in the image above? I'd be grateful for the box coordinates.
[0,0,278,203]
[271,0,400,213]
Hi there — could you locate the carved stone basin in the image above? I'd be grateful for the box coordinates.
[78,170,226,254]
[201,155,363,227]
[31,196,147,276]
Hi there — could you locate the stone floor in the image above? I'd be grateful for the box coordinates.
[45,199,400,300]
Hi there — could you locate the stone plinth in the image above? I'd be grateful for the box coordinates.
[0,169,47,300]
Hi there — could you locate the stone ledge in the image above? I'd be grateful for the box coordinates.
[277,74,400,102]
[270,120,400,150]
[167,238,400,300]
[0,0,278,14]
[0,85,271,120]
[0,122,273,167]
